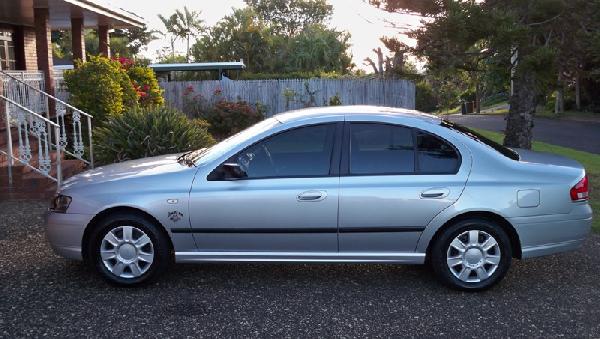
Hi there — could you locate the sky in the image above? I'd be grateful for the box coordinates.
[109,0,423,71]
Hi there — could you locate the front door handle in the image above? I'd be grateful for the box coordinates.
[421,188,450,199]
[297,190,327,202]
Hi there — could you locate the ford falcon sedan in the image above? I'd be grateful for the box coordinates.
[46,106,592,290]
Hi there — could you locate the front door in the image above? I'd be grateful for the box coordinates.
[188,123,342,252]
[338,122,469,253]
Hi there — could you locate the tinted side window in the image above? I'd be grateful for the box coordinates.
[416,131,459,173]
[235,124,336,178]
[350,123,415,174]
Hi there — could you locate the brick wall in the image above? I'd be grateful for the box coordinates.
[0,24,38,71]
[22,27,37,71]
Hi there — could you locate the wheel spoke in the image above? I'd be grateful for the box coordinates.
[135,234,151,248]
[138,251,153,263]
[104,232,121,246]
[100,249,116,260]
[122,226,134,242]
[129,262,142,277]
[486,255,501,265]
[482,237,498,251]
[468,230,479,245]
[450,238,466,252]
[475,267,489,281]
[458,267,472,281]
[112,262,125,276]
[446,256,463,267]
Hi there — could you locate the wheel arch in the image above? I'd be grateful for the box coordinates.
[81,206,174,263]
[425,211,522,261]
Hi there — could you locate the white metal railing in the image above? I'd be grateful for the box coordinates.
[0,96,62,186]
[1,70,94,190]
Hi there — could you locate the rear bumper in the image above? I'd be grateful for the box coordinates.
[45,211,93,261]
[510,203,592,259]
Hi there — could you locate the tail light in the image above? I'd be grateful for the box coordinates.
[570,175,589,201]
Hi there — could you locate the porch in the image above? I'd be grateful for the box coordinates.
[0,0,144,198]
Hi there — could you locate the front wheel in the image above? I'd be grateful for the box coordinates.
[430,218,512,291]
[87,213,172,286]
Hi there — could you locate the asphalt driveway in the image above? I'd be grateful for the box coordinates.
[446,114,600,154]
[1,200,599,338]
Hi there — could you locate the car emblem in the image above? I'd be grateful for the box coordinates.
[168,211,183,222]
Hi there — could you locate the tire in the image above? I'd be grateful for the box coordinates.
[430,218,512,291]
[86,212,172,286]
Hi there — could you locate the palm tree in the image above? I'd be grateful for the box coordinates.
[158,13,180,58]
[173,7,205,62]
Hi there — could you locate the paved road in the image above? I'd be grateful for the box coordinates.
[447,114,600,154]
[1,200,600,338]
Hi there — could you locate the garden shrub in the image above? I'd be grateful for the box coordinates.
[183,87,265,140]
[64,55,137,123]
[206,99,265,140]
[93,106,214,164]
[126,65,164,108]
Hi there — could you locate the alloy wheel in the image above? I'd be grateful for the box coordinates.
[100,226,154,279]
[446,230,501,283]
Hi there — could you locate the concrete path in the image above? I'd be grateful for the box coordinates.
[447,114,600,154]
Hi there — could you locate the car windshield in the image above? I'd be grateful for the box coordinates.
[188,117,281,166]
[441,120,520,161]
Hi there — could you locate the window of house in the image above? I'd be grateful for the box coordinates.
[0,30,16,71]
[0,30,16,70]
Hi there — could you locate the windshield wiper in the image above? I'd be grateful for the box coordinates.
[176,148,208,167]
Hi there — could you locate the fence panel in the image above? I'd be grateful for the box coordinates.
[159,78,415,117]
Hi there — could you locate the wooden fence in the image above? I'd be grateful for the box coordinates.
[160,78,415,117]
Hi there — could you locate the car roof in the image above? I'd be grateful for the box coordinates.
[273,105,441,125]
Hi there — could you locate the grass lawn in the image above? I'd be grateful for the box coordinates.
[474,128,599,233]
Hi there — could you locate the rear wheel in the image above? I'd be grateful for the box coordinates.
[87,213,172,286]
[430,218,512,291]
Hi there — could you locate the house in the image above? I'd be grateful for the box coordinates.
[0,0,144,198]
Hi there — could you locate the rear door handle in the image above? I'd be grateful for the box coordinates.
[297,190,327,202]
[421,188,450,199]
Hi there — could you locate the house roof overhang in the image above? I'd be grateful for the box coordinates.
[0,0,144,29]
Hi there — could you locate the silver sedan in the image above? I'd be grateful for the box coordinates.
[46,106,592,290]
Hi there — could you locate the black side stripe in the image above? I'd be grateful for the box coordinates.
[339,226,425,233]
[171,227,425,234]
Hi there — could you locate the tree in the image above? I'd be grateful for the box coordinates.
[158,13,181,58]
[192,6,353,75]
[371,0,600,149]
[192,8,274,72]
[173,7,205,62]
[111,25,160,56]
[244,0,333,35]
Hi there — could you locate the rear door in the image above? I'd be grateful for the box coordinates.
[338,120,470,253]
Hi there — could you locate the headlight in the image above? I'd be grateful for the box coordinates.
[50,194,72,213]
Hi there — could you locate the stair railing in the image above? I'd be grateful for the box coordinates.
[1,95,62,187]
[1,70,94,169]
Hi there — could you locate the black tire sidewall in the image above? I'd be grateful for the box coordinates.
[431,218,512,291]
[87,213,171,286]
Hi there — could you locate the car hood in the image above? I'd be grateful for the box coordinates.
[61,153,191,190]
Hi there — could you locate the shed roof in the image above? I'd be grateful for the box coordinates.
[148,61,246,73]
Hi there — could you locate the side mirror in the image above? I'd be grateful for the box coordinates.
[222,162,247,180]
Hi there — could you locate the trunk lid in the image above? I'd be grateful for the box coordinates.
[512,148,584,170]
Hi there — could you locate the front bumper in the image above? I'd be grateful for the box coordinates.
[45,211,94,261]
[510,203,593,259]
